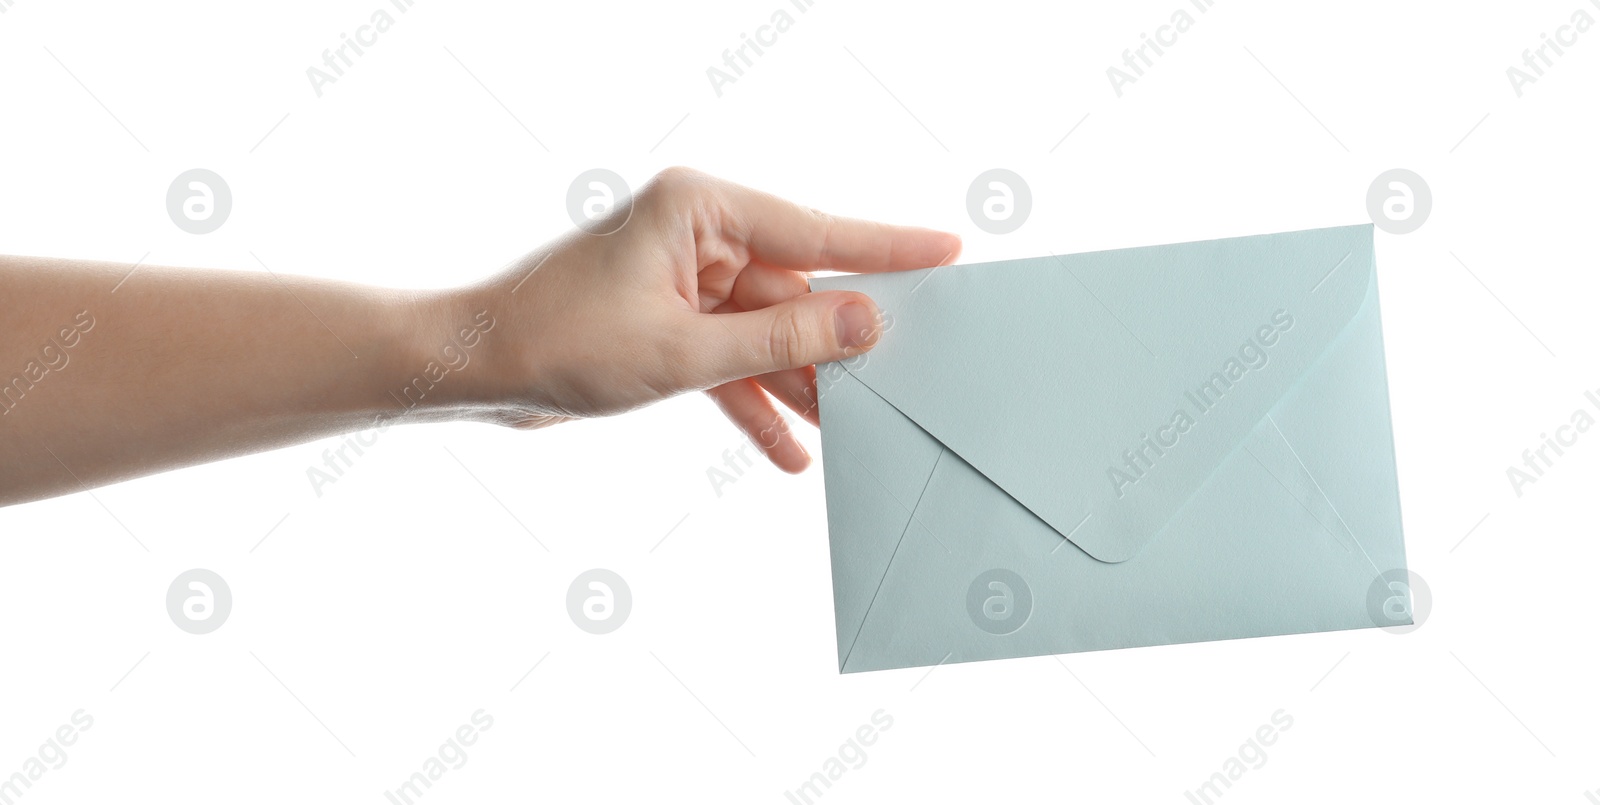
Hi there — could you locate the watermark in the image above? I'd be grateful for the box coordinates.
[1365,569,1430,634]
[305,0,423,97]
[705,310,895,498]
[566,169,632,235]
[1182,709,1293,805]
[1504,387,1600,497]
[707,441,764,498]
[704,398,816,496]
[305,415,395,497]
[382,709,494,805]
[1366,169,1430,235]
[966,569,1032,635]
[0,710,93,805]
[1105,0,1219,97]
[167,569,231,635]
[781,709,893,805]
[0,0,20,14]
[567,569,631,635]
[166,169,231,234]
[1106,309,1294,498]
[966,169,1030,235]
[305,309,495,496]
[0,310,94,417]
[391,310,496,411]
[1506,2,1598,97]
[706,0,817,98]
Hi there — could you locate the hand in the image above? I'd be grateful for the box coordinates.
[450,167,961,472]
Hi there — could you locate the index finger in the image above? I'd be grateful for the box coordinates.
[697,172,962,274]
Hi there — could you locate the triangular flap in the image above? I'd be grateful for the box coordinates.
[817,370,946,670]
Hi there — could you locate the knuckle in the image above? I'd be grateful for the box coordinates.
[766,311,812,370]
[808,208,837,264]
[645,166,706,199]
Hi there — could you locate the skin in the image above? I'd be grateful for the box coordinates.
[0,167,961,507]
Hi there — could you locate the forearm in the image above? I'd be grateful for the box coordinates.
[0,254,478,505]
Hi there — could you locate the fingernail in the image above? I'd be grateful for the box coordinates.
[834,301,878,351]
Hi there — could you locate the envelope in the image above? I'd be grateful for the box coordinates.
[810,224,1409,673]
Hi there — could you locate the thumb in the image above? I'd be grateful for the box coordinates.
[701,291,882,381]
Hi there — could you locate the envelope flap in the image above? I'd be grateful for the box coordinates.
[810,225,1375,563]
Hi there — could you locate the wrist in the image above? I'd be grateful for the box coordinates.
[384,285,506,421]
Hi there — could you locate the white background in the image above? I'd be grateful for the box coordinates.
[2,0,1597,802]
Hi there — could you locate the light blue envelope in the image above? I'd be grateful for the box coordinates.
[810,224,1409,673]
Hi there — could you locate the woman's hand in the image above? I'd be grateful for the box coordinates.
[449,167,961,472]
